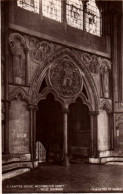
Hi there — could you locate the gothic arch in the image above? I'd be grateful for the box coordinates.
[67,92,93,111]
[35,88,65,107]
[29,48,99,111]
[9,87,31,104]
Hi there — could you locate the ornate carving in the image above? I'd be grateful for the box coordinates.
[49,60,82,97]
[81,52,99,74]
[99,58,111,98]
[32,41,53,62]
[30,48,99,110]
[100,99,112,113]
[9,33,27,85]
[116,114,123,126]
[25,35,63,64]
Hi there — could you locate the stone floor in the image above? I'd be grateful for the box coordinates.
[2,162,123,193]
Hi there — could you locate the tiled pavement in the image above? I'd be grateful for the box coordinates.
[2,162,123,193]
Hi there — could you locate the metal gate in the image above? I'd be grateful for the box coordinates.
[36,141,46,163]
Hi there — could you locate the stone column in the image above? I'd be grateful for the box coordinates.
[28,105,34,162]
[108,112,114,150]
[89,111,99,157]
[33,105,38,161]
[4,100,10,154]
[4,1,10,154]
[62,104,70,166]
[25,49,29,86]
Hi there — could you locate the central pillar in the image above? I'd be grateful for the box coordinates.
[89,111,99,157]
[62,104,70,167]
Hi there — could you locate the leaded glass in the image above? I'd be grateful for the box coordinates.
[17,0,39,13]
[66,0,83,30]
[42,0,61,22]
[85,0,101,36]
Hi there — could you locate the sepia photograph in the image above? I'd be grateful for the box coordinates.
[1,0,123,193]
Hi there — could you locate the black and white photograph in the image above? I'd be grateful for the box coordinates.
[1,0,123,193]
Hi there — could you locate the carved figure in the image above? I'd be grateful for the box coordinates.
[10,38,26,85]
[100,65,110,98]
[103,66,110,98]
[50,61,82,97]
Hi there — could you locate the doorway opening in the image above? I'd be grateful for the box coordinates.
[68,97,91,160]
[36,93,63,163]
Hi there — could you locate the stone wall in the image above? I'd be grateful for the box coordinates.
[9,95,30,154]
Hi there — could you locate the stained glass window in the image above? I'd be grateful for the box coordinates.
[66,0,83,30]
[42,0,61,22]
[85,0,101,36]
[17,0,39,13]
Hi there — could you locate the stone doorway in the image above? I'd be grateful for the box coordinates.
[68,97,91,160]
[36,93,63,163]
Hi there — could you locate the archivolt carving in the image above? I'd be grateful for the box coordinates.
[9,87,31,104]
[30,48,99,110]
[100,99,112,113]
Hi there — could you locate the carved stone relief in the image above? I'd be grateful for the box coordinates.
[24,35,63,64]
[81,52,99,74]
[116,114,123,127]
[99,58,111,98]
[9,33,27,85]
[49,59,82,97]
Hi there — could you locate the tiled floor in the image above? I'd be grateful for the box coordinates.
[2,162,123,193]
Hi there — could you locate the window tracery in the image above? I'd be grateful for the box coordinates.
[66,0,83,30]
[85,0,101,36]
[42,0,61,22]
[17,0,101,36]
[17,0,39,13]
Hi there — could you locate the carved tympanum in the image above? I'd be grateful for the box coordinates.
[49,60,82,97]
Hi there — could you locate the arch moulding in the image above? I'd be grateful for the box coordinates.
[29,48,100,111]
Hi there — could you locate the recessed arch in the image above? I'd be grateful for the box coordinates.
[9,87,31,105]
[30,48,99,111]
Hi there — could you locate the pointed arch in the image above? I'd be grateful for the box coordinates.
[29,48,99,111]
[9,87,31,104]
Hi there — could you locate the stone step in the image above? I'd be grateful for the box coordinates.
[106,162,123,165]
[3,161,33,173]
[99,150,123,158]
[2,154,31,164]
[2,168,30,181]
[101,157,123,164]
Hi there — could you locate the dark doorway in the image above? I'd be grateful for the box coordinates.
[68,97,91,159]
[36,93,63,163]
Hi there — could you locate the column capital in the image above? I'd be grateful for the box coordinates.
[28,104,38,111]
[62,107,69,113]
[89,111,99,116]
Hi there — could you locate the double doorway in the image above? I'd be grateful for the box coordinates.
[36,93,91,163]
